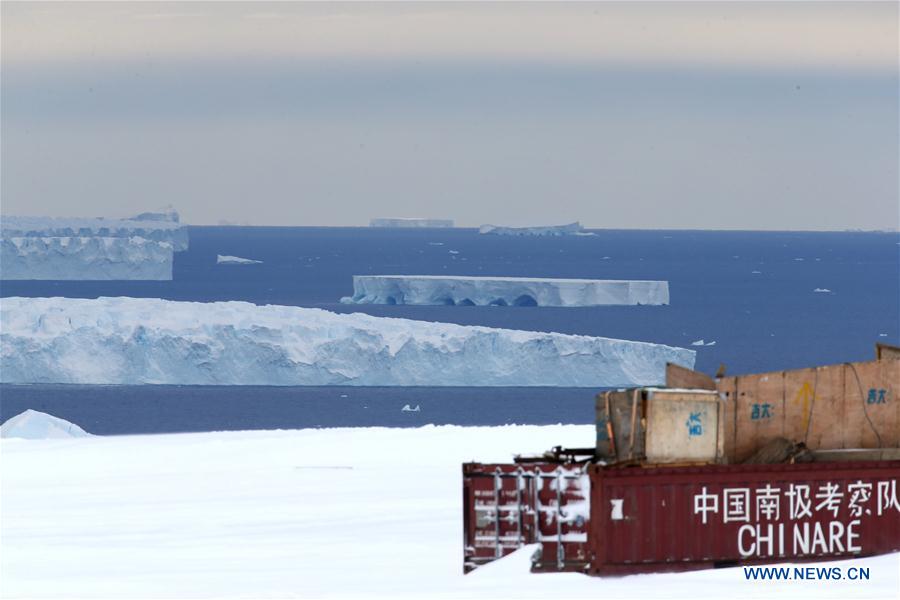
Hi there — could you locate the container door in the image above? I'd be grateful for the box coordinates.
[462,463,590,573]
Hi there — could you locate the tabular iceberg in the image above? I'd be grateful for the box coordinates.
[478,222,588,236]
[2,215,189,251]
[341,276,670,307]
[1,213,189,280]
[0,297,694,386]
[1,237,174,280]
[370,218,454,228]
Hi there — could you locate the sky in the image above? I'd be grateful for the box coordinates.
[1,1,897,229]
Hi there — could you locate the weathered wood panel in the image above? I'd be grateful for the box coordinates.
[718,359,900,463]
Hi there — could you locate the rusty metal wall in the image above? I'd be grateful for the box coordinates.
[462,462,590,573]
[589,460,900,575]
[463,460,900,576]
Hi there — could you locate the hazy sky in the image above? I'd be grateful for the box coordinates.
[2,2,897,229]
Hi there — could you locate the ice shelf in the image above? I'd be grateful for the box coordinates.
[341,275,670,307]
[0,297,694,386]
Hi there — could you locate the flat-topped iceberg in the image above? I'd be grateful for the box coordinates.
[370,218,454,228]
[1,236,173,280]
[1,409,91,439]
[0,297,694,386]
[341,276,669,307]
[479,222,587,236]
[2,215,189,251]
[1,213,188,280]
[217,254,262,265]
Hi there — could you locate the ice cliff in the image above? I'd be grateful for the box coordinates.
[1,215,189,251]
[370,218,454,228]
[478,222,587,236]
[2,236,174,280]
[341,276,669,307]
[1,410,91,439]
[1,213,188,280]
[0,297,694,386]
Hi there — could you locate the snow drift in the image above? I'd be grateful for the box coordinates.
[0,297,694,386]
[341,275,669,307]
[1,409,90,439]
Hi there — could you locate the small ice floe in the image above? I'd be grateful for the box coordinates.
[1,410,91,439]
[705,340,717,346]
[428,242,445,246]
[601,256,611,260]
[813,288,831,293]
[339,394,348,398]
[880,333,888,337]
[751,270,762,274]
[217,254,262,265]
[794,258,805,261]
[691,340,705,346]
[401,404,421,412]
[448,250,460,255]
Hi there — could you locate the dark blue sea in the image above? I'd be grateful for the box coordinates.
[2,227,898,434]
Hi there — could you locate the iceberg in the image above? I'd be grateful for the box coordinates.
[0,297,694,386]
[370,218,454,228]
[341,275,669,307]
[1,409,91,439]
[1,213,188,280]
[1,236,173,280]
[129,205,180,223]
[2,215,188,251]
[217,254,263,265]
[478,222,587,236]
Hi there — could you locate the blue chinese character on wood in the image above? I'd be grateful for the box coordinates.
[751,403,773,420]
[867,388,887,404]
[686,412,703,436]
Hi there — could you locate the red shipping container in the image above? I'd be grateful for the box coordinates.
[463,460,900,575]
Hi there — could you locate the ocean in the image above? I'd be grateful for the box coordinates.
[2,227,898,433]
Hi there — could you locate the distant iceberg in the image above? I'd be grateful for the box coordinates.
[217,254,263,265]
[1,212,188,281]
[370,218,454,228]
[130,205,180,223]
[478,222,587,236]
[341,275,669,307]
[1,409,91,439]
[0,297,695,387]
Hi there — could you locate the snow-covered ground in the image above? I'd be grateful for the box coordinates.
[342,275,669,307]
[2,425,896,599]
[0,297,694,386]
